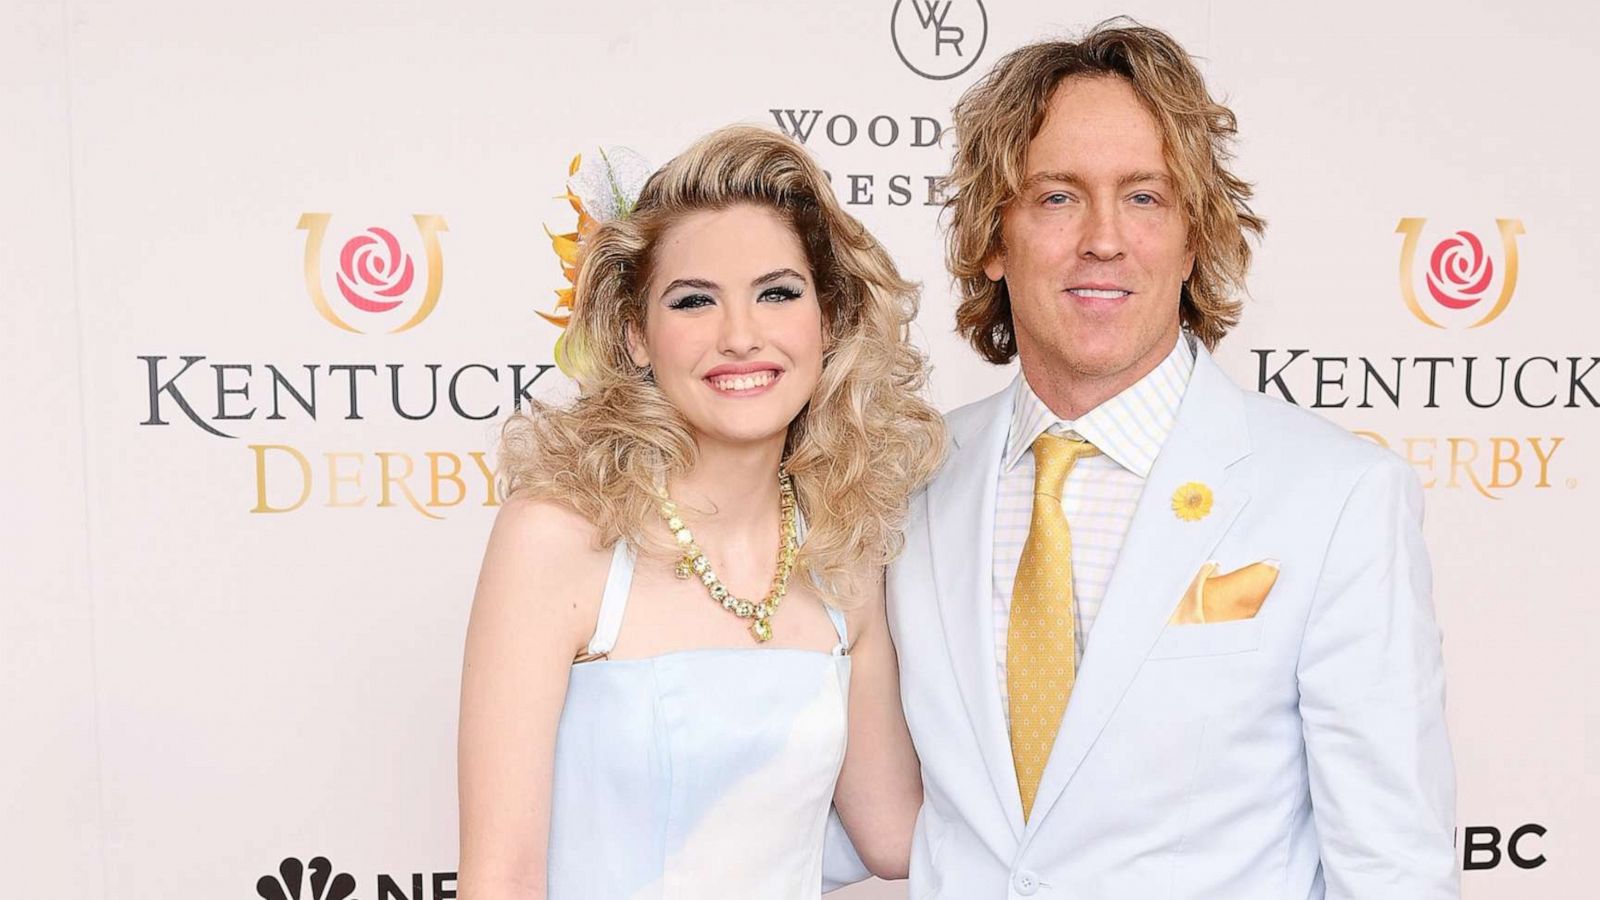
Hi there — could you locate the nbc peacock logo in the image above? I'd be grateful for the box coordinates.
[297,213,448,334]
[1395,217,1525,329]
[257,856,357,900]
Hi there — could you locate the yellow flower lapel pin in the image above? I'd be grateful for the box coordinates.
[1172,482,1214,522]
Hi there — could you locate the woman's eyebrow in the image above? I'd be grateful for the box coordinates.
[752,268,806,287]
[659,277,720,295]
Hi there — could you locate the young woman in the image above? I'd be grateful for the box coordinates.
[458,125,945,899]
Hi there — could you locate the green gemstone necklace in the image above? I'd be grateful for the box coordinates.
[658,473,799,643]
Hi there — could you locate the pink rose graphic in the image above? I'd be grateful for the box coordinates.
[336,226,415,313]
[1426,230,1494,310]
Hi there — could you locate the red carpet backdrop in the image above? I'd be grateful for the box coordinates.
[3,0,1595,897]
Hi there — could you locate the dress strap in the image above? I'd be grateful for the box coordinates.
[795,507,849,655]
[578,540,635,661]
[824,603,849,656]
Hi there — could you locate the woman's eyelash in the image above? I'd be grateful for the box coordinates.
[667,286,801,309]
[761,285,803,302]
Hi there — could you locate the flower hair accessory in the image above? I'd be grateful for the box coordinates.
[541,147,652,376]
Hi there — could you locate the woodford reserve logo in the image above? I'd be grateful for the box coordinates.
[134,212,564,519]
[890,0,988,81]
[1251,217,1590,500]
[767,4,988,207]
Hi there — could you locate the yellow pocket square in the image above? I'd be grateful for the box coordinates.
[1168,560,1281,625]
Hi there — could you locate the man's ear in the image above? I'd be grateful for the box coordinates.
[983,248,1006,283]
[625,322,650,370]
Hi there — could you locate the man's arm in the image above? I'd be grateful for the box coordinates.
[1297,454,1459,900]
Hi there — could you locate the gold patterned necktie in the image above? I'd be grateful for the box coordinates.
[1009,431,1100,822]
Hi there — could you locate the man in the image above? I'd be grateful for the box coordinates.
[826,19,1458,900]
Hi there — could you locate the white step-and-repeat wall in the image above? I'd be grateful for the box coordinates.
[4,0,1595,897]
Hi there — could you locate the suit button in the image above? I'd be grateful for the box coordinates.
[1014,870,1040,895]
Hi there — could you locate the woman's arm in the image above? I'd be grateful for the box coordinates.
[832,568,922,880]
[457,498,599,900]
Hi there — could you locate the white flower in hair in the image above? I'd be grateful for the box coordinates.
[567,146,653,224]
[542,145,653,378]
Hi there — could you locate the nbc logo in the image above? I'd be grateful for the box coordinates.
[257,857,357,900]
[254,856,459,900]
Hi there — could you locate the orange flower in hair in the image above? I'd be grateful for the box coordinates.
[540,147,651,375]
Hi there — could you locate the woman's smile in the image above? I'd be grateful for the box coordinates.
[704,363,785,397]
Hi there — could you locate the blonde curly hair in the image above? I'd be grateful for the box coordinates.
[499,125,946,606]
[946,18,1265,360]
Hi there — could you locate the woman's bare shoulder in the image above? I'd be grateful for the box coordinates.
[489,494,609,560]
[474,494,615,641]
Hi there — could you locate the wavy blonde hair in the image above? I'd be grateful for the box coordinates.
[946,18,1266,361]
[499,125,946,606]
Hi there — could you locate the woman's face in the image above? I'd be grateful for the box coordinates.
[630,203,825,453]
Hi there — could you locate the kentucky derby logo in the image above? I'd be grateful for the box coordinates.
[1396,217,1524,329]
[257,856,357,900]
[890,0,987,81]
[297,213,448,334]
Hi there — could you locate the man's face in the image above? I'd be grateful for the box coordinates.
[985,75,1194,397]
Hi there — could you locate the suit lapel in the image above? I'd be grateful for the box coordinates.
[1021,348,1255,838]
[926,385,1025,840]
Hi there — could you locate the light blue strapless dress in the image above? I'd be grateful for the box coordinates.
[547,541,852,899]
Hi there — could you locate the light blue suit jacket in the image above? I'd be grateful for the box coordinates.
[826,347,1458,899]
